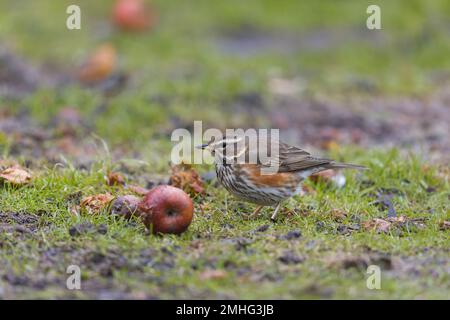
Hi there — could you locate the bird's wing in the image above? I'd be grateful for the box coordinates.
[254,141,332,172]
[277,142,332,172]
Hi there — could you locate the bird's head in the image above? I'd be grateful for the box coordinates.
[196,135,247,163]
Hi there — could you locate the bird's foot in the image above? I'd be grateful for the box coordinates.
[270,203,282,222]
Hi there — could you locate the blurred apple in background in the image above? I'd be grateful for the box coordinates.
[78,43,117,84]
[112,0,157,32]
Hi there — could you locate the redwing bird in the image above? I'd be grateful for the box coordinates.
[198,134,366,221]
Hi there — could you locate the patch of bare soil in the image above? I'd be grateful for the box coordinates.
[0,46,63,99]
[325,248,450,283]
[0,211,40,235]
[0,109,100,168]
[0,243,171,299]
[216,25,386,56]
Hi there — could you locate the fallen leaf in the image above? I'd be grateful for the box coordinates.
[390,216,407,224]
[331,209,348,221]
[0,165,32,185]
[106,171,126,186]
[80,193,115,214]
[199,269,227,281]
[169,163,205,196]
[363,218,392,233]
[362,215,410,233]
[127,184,149,196]
[0,159,19,170]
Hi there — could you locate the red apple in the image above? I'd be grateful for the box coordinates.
[139,185,193,234]
[112,0,156,32]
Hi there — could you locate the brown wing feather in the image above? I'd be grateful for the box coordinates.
[277,142,332,172]
[249,140,365,173]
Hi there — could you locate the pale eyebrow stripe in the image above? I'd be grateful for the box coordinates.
[212,137,242,147]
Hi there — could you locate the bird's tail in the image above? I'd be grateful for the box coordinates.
[325,162,368,170]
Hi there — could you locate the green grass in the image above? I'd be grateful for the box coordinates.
[0,149,448,299]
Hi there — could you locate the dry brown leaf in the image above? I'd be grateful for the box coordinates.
[80,193,115,214]
[331,209,348,221]
[127,184,149,196]
[363,218,392,233]
[389,216,407,223]
[106,171,126,186]
[0,159,19,170]
[0,165,32,185]
[363,215,411,233]
[169,163,205,196]
[199,269,227,281]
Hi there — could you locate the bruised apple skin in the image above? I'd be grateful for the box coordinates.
[139,185,194,234]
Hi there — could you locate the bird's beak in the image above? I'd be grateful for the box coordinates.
[196,143,209,150]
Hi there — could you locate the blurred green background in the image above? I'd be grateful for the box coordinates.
[0,0,449,154]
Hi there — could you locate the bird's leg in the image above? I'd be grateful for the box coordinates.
[243,205,263,220]
[270,202,282,222]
